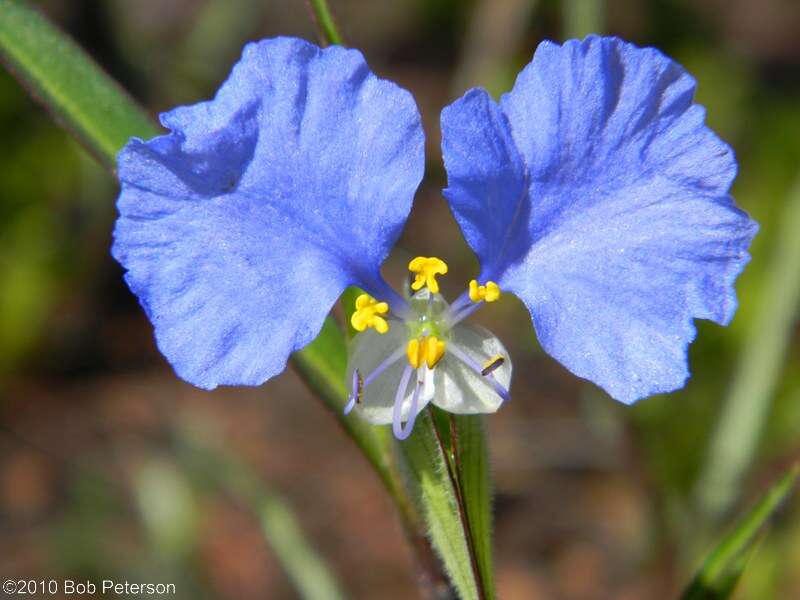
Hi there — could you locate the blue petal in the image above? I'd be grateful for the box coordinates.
[441,88,528,280]
[441,36,757,403]
[113,37,424,389]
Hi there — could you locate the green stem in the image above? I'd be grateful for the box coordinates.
[307,0,344,46]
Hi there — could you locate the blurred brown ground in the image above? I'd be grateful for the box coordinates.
[2,1,800,599]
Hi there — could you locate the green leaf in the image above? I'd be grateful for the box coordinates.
[399,409,489,600]
[453,414,495,599]
[0,0,160,169]
[682,463,799,600]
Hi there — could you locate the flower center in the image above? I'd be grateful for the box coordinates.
[406,287,450,340]
[343,256,512,440]
[404,261,454,368]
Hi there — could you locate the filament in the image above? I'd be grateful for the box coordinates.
[392,365,422,440]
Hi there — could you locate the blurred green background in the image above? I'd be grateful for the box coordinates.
[1,0,799,598]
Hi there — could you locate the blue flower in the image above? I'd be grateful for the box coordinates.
[113,35,756,439]
[113,37,424,390]
[441,36,757,404]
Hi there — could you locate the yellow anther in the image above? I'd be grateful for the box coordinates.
[406,335,446,369]
[409,256,448,294]
[351,294,390,334]
[468,279,501,303]
[481,354,505,376]
[406,338,420,368]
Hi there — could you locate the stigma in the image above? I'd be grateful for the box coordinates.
[409,256,448,294]
[469,279,501,303]
[351,293,390,333]
[406,335,446,369]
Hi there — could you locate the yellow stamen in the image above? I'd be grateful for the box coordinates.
[406,338,420,368]
[468,279,501,303]
[409,256,448,294]
[351,293,390,334]
[406,335,446,369]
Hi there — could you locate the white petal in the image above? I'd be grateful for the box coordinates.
[434,324,512,414]
[346,327,433,425]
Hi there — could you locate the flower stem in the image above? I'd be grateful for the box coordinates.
[306,0,344,46]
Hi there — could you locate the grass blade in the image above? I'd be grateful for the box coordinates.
[177,429,347,600]
[682,464,799,600]
[256,489,347,600]
[0,0,159,168]
[697,177,800,518]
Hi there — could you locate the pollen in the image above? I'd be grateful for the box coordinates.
[351,293,390,334]
[409,256,448,294]
[407,335,446,369]
[469,279,501,303]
